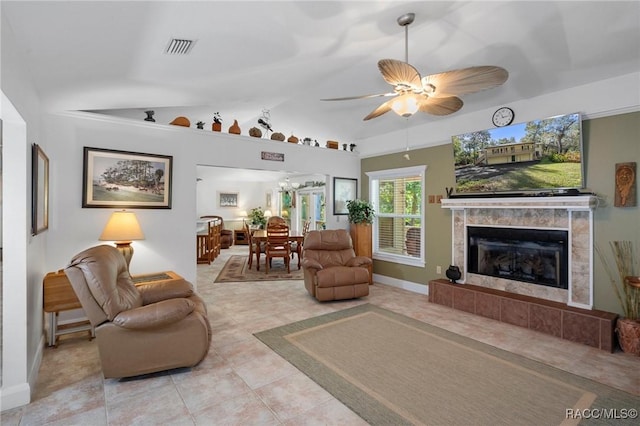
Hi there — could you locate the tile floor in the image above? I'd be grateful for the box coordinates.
[2,245,639,425]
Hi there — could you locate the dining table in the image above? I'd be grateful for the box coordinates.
[251,229,305,269]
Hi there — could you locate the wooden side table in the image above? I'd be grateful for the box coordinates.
[43,270,183,347]
[234,229,249,245]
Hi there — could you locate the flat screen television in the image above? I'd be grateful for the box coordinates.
[451,112,585,196]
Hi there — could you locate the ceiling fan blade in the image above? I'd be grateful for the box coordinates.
[418,96,464,116]
[378,59,422,89]
[321,92,396,101]
[422,66,508,98]
[363,98,395,121]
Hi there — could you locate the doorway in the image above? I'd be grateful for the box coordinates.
[297,189,326,231]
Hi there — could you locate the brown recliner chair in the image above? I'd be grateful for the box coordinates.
[301,229,372,302]
[201,215,233,248]
[64,245,211,378]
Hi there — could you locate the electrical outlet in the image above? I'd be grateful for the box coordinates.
[436,265,442,274]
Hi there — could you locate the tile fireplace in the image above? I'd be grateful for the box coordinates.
[441,195,598,309]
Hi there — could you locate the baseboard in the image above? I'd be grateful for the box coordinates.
[0,382,31,411]
[29,333,46,392]
[373,274,428,295]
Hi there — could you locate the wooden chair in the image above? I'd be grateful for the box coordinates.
[245,223,261,270]
[291,220,311,262]
[265,224,291,274]
[267,216,287,227]
[196,218,219,264]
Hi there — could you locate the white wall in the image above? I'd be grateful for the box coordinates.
[195,167,328,233]
[1,10,46,409]
[43,112,360,284]
[196,173,274,228]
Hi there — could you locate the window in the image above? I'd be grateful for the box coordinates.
[367,166,426,267]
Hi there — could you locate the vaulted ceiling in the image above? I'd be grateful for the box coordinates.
[3,1,639,153]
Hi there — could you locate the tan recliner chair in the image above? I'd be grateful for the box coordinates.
[301,229,372,302]
[64,245,211,378]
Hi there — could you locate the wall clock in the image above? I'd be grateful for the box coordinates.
[492,107,514,127]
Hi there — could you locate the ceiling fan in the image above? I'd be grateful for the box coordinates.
[322,13,509,121]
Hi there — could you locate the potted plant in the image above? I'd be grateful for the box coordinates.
[346,199,375,282]
[347,199,375,225]
[596,240,640,355]
[249,207,267,229]
[212,112,222,132]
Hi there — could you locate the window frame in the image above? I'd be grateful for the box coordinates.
[366,165,426,267]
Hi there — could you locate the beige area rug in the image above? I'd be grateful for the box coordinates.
[255,304,639,426]
[214,255,303,283]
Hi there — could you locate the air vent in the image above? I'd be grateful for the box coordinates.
[165,38,195,55]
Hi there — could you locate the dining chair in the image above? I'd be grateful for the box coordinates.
[265,223,291,274]
[291,219,311,262]
[245,223,262,270]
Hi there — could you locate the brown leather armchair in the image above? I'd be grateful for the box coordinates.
[201,215,233,248]
[301,229,371,302]
[64,245,211,378]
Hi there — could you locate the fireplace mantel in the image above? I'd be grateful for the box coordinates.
[441,195,598,210]
[440,195,598,309]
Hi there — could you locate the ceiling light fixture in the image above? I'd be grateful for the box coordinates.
[278,177,300,192]
[391,93,420,118]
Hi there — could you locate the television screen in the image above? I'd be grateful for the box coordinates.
[452,112,584,195]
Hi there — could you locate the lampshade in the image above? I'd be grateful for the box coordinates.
[99,210,144,270]
[239,210,248,218]
[99,210,145,242]
[264,210,273,217]
[391,93,420,117]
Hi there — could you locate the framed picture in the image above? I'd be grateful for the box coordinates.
[219,192,238,207]
[333,177,357,215]
[266,192,272,208]
[83,147,172,208]
[32,143,49,235]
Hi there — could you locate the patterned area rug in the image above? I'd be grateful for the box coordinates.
[255,304,639,425]
[214,255,303,282]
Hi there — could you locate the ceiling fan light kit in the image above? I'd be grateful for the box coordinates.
[322,12,509,121]
[391,93,420,117]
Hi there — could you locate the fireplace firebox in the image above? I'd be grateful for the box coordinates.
[467,226,568,289]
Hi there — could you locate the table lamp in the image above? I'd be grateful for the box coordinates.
[99,210,145,269]
[239,210,248,226]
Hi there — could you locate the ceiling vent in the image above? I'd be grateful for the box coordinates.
[165,38,195,55]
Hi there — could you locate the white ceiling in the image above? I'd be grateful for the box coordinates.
[3,1,639,152]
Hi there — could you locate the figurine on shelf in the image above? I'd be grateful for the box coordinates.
[229,119,241,135]
[212,112,222,132]
[258,109,272,137]
[170,116,190,127]
[249,127,262,138]
[446,265,462,283]
[144,110,156,122]
[196,121,205,129]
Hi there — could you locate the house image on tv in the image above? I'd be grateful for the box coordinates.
[476,141,539,166]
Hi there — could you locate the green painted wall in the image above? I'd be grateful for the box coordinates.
[361,111,640,314]
[362,144,455,287]
[586,111,639,314]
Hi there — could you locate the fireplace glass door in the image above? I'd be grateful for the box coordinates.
[467,226,568,289]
